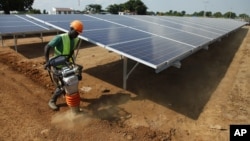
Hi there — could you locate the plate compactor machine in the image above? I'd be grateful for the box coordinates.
[45,55,83,114]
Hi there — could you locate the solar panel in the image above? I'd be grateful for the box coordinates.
[0,15,57,51]
[91,15,211,47]
[26,14,246,88]
[27,14,246,69]
[167,16,244,31]
[0,15,54,35]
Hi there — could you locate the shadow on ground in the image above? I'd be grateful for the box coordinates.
[10,40,94,59]
[85,27,248,120]
[10,42,48,58]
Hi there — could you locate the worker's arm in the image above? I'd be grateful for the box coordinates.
[44,44,52,62]
[44,35,61,62]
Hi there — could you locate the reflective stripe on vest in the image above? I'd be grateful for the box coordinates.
[54,33,79,56]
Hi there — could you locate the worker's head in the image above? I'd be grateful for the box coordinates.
[69,20,83,38]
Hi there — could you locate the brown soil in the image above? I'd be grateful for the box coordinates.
[0,26,250,141]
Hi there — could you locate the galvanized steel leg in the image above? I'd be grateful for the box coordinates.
[40,32,43,43]
[14,35,17,52]
[1,35,3,47]
[123,57,128,89]
[123,56,139,90]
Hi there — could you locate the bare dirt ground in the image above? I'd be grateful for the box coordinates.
[0,26,250,141]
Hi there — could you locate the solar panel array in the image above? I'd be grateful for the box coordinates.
[27,14,246,73]
[0,15,55,35]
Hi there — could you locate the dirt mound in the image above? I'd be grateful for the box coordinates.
[1,26,250,140]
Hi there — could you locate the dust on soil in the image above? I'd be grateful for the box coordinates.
[0,26,250,141]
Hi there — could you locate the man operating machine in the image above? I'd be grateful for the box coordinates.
[44,20,84,113]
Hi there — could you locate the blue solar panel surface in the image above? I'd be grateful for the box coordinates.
[27,14,246,72]
[0,15,54,35]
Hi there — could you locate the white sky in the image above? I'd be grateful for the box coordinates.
[33,0,250,15]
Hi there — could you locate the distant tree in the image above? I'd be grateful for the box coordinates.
[169,10,173,15]
[224,11,237,19]
[192,12,199,16]
[0,0,34,14]
[106,4,124,14]
[85,4,102,14]
[181,10,186,16]
[173,10,178,16]
[213,12,223,18]
[239,13,249,18]
[164,11,169,15]
[124,0,147,15]
[87,1,250,19]
[28,8,40,14]
[199,11,205,17]
[205,11,212,17]
[43,9,48,14]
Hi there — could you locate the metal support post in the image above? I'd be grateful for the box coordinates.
[0,35,3,47]
[123,57,128,89]
[40,32,43,43]
[123,56,139,90]
[14,35,17,52]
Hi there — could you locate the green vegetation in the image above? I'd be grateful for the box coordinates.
[0,0,34,14]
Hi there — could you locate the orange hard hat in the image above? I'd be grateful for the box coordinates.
[70,20,83,33]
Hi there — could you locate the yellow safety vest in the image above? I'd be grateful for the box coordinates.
[54,33,79,56]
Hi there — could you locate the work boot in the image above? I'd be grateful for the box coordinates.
[48,88,64,110]
[48,98,58,110]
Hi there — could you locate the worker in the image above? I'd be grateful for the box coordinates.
[44,20,83,110]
